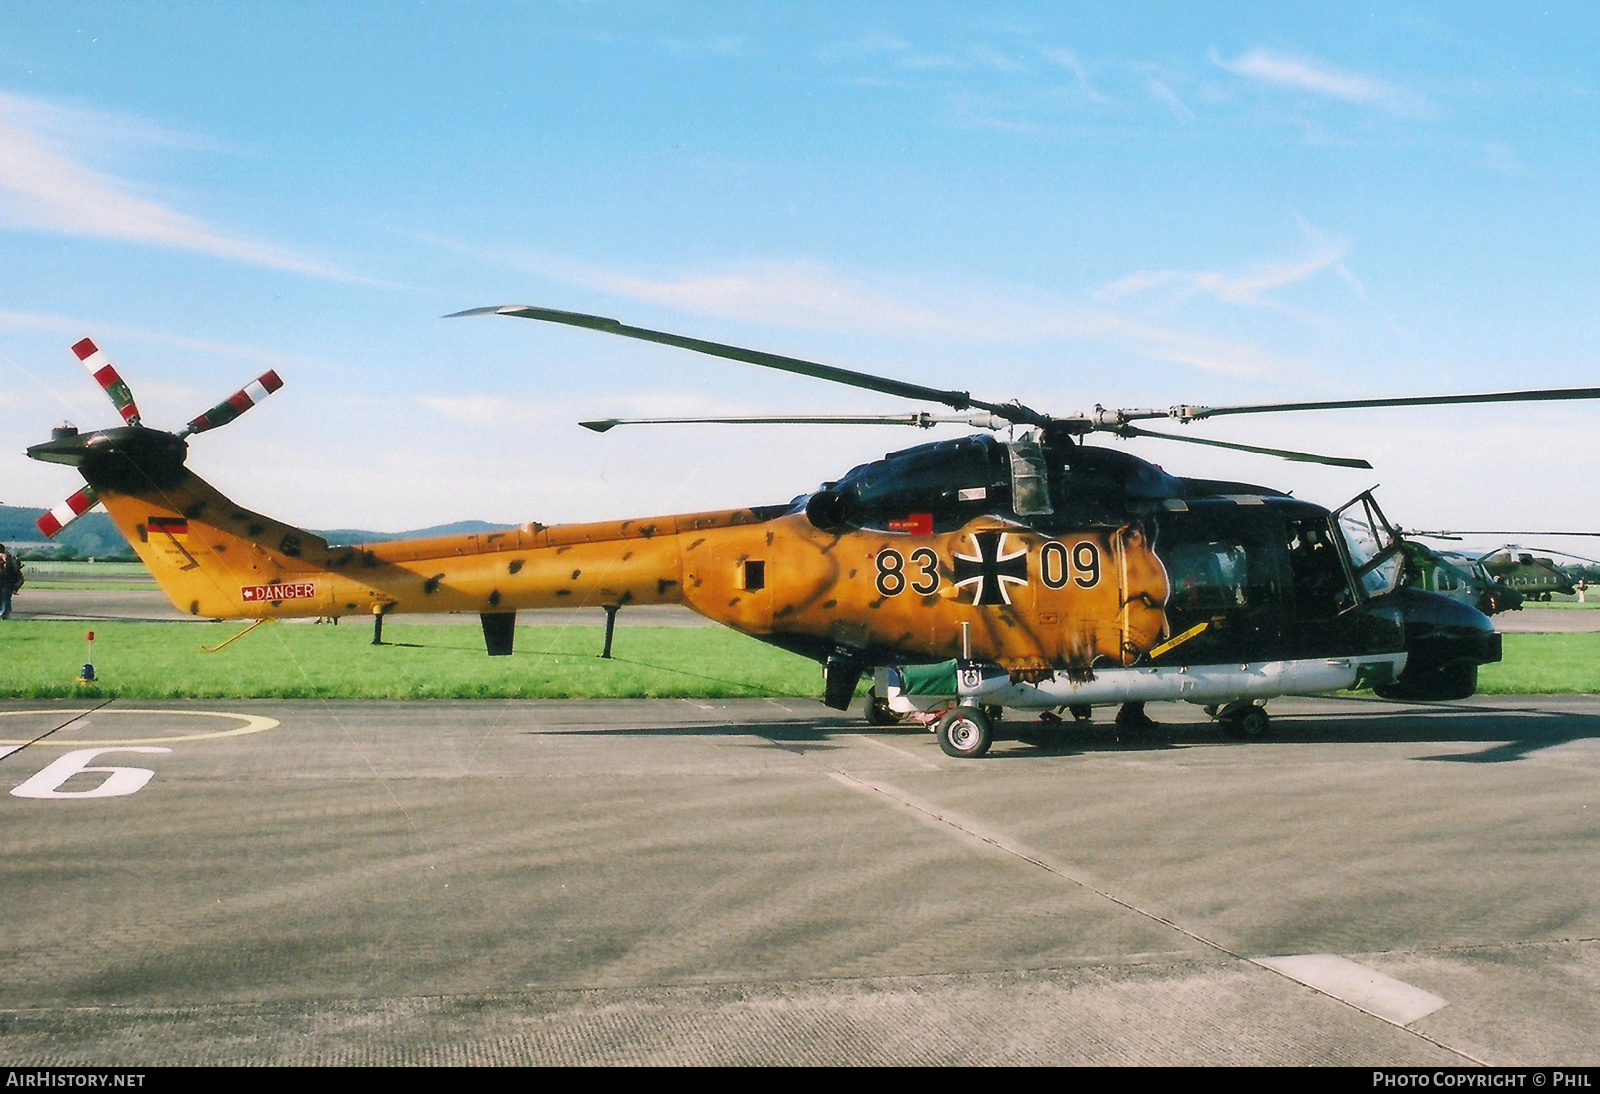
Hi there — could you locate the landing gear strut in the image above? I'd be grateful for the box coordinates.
[864,687,898,726]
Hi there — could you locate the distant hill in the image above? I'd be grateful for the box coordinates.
[316,521,518,545]
[0,504,514,558]
[0,506,131,558]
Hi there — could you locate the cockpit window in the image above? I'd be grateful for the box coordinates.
[1167,541,1251,611]
[1008,430,1053,516]
[1332,491,1404,598]
[1286,518,1352,617]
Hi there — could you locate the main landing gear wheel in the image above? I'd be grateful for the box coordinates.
[1217,702,1270,739]
[864,687,897,726]
[936,705,993,759]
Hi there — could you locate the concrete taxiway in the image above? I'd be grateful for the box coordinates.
[0,695,1596,1065]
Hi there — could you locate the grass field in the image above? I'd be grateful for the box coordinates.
[1477,634,1600,694]
[0,621,826,699]
[0,621,1595,700]
[17,561,155,590]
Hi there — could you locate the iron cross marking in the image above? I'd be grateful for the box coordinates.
[952,530,1029,606]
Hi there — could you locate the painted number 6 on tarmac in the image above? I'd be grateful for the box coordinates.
[9,747,173,799]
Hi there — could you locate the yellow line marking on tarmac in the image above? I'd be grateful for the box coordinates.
[0,708,279,746]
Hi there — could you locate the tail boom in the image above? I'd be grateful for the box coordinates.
[94,471,771,621]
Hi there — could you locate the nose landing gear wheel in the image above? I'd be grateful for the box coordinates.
[936,705,993,758]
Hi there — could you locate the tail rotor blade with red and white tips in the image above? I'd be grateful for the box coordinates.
[36,486,101,539]
[181,370,284,436]
[71,339,141,426]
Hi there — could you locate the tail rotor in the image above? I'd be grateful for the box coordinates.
[34,484,101,539]
[71,338,141,426]
[181,370,285,437]
[32,340,287,540]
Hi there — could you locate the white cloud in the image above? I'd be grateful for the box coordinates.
[0,92,352,279]
[1040,47,1108,103]
[444,244,1298,380]
[0,309,322,371]
[1146,77,1195,121]
[1095,225,1356,322]
[1212,49,1433,118]
[967,45,1029,75]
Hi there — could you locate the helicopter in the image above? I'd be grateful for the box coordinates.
[25,314,1600,758]
[1402,529,1600,603]
[1479,546,1591,601]
[1395,539,1524,615]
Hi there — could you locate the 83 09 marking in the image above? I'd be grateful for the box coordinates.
[876,538,1101,602]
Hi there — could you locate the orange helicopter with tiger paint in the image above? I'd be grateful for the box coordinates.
[26,309,1600,757]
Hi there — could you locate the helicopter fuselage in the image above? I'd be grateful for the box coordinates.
[40,425,1500,714]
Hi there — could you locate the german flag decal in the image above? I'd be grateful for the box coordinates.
[148,517,189,539]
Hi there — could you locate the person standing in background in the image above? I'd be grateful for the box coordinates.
[0,544,23,619]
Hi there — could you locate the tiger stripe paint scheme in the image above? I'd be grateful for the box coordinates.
[92,465,1171,678]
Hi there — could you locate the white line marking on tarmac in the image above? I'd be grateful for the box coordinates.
[822,766,1481,1064]
[1255,954,1447,1026]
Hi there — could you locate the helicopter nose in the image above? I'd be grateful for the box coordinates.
[1369,588,1500,701]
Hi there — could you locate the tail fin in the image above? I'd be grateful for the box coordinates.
[98,469,331,618]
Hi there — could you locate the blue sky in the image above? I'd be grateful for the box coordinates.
[2,3,1597,554]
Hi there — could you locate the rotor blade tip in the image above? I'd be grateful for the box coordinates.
[579,419,619,433]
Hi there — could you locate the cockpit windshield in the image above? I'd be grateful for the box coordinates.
[1332,491,1404,598]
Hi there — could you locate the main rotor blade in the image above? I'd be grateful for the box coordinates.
[1480,545,1600,568]
[35,486,100,539]
[579,412,1007,433]
[1115,424,1373,469]
[1517,547,1600,567]
[449,304,1049,427]
[1124,386,1600,424]
[71,339,140,426]
[1411,529,1600,539]
[180,370,285,437]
